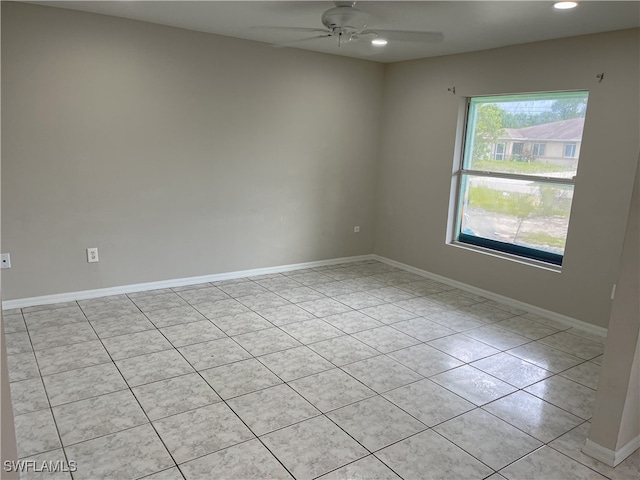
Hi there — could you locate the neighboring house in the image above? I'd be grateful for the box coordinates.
[493,117,584,171]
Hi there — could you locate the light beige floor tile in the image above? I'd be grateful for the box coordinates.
[153,403,254,464]
[383,379,475,426]
[483,391,583,443]
[35,341,111,376]
[327,396,427,451]
[500,446,607,480]
[281,319,345,344]
[65,424,173,480]
[116,349,194,386]
[524,375,596,419]
[102,329,173,360]
[177,338,250,371]
[200,358,282,399]
[390,317,456,342]
[180,439,293,480]
[7,351,40,382]
[471,352,553,388]
[261,416,368,480]
[317,455,401,480]
[9,377,50,415]
[227,384,320,435]
[431,365,517,406]
[341,355,424,393]
[376,430,493,479]
[42,362,128,407]
[232,327,301,356]
[14,409,61,457]
[538,332,604,360]
[132,372,222,420]
[387,343,463,377]
[559,362,601,390]
[289,368,375,412]
[322,311,384,334]
[434,409,541,470]
[508,341,583,373]
[428,333,500,362]
[352,326,421,353]
[159,319,226,347]
[52,390,147,445]
[464,325,530,350]
[145,305,207,328]
[257,346,335,381]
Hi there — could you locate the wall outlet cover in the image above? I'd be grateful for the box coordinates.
[87,248,99,263]
[1,253,11,269]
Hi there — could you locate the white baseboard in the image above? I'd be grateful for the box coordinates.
[373,254,607,337]
[583,435,640,467]
[2,253,608,337]
[1,254,375,310]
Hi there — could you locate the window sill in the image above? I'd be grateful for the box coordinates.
[449,240,563,273]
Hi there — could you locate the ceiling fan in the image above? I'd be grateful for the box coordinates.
[254,1,444,48]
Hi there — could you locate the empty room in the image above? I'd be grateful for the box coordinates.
[1,1,639,479]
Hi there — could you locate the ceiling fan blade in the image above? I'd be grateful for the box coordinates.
[270,35,334,48]
[251,26,330,35]
[361,29,444,43]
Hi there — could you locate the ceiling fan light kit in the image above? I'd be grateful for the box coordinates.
[554,2,579,10]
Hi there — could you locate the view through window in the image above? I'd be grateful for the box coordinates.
[455,91,589,265]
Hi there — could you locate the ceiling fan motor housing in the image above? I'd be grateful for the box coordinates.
[321,6,367,31]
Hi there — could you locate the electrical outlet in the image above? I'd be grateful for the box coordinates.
[1,253,11,269]
[354,226,360,233]
[87,247,99,263]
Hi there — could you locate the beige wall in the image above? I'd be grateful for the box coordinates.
[1,5,19,475]
[588,156,639,455]
[375,29,639,328]
[2,4,638,331]
[1,3,384,299]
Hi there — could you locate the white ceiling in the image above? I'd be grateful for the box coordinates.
[26,1,640,63]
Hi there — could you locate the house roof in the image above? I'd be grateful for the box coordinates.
[502,117,585,142]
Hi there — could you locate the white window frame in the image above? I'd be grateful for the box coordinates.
[451,91,589,267]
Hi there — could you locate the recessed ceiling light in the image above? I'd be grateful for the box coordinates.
[371,38,388,46]
[554,2,578,9]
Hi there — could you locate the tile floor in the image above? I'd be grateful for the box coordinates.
[4,260,639,479]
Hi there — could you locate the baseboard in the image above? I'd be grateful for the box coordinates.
[1,254,375,310]
[2,253,608,337]
[373,255,607,337]
[583,435,640,467]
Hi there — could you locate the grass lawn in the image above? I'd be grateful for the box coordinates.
[473,160,572,176]
[467,185,572,218]
[519,232,566,249]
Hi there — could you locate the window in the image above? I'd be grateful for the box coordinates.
[512,142,524,160]
[453,91,589,266]
[494,143,506,160]
[532,143,546,156]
